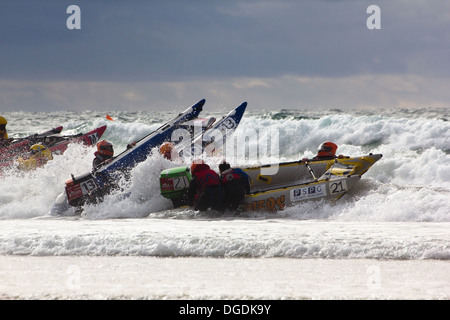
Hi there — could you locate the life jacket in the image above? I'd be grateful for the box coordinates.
[192,164,221,192]
[93,151,112,167]
[17,149,53,171]
[220,168,243,184]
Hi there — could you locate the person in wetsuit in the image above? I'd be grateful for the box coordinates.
[17,143,53,171]
[187,160,223,211]
[0,116,10,147]
[302,141,347,162]
[219,161,251,211]
[93,140,114,170]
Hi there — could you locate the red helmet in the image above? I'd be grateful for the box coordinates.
[317,141,337,158]
[191,159,206,173]
[97,140,114,157]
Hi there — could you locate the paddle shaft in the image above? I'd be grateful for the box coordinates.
[304,161,318,181]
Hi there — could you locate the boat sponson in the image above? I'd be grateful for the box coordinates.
[242,175,361,212]
[242,153,382,193]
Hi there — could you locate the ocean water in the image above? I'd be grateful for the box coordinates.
[0,106,449,299]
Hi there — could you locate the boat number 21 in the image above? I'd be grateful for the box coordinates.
[330,181,347,194]
[172,176,190,190]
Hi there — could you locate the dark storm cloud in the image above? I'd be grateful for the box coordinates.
[1,1,449,112]
[2,0,448,82]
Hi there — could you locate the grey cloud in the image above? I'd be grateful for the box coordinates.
[0,1,449,111]
[1,0,449,82]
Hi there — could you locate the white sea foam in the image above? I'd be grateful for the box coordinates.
[1,108,449,221]
[0,108,449,260]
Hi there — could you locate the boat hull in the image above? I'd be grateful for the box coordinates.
[0,126,106,174]
[158,153,382,213]
[241,175,361,212]
[65,100,205,208]
[243,153,382,194]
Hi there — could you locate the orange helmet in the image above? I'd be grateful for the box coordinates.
[190,159,205,173]
[317,141,337,158]
[97,140,114,157]
[159,142,175,159]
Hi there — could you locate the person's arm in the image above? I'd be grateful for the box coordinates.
[92,156,102,170]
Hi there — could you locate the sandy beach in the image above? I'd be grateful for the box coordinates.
[0,256,448,300]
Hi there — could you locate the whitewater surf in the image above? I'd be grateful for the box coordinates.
[0,107,449,299]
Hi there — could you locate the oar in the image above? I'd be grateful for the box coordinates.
[9,126,63,142]
[303,160,318,182]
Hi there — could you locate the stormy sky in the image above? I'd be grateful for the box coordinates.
[1,0,449,112]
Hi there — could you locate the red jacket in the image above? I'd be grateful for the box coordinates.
[192,164,221,190]
[188,164,221,205]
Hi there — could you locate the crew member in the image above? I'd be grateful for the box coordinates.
[0,116,9,147]
[302,141,346,162]
[93,140,114,169]
[17,143,53,171]
[313,141,338,160]
[219,161,251,211]
[187,159,223,211]
[159,141,176,161]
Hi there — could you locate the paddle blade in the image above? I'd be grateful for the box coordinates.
[106,114,114,121]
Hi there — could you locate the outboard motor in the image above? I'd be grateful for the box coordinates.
[65,172,102,207]
[160,166,192,208]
